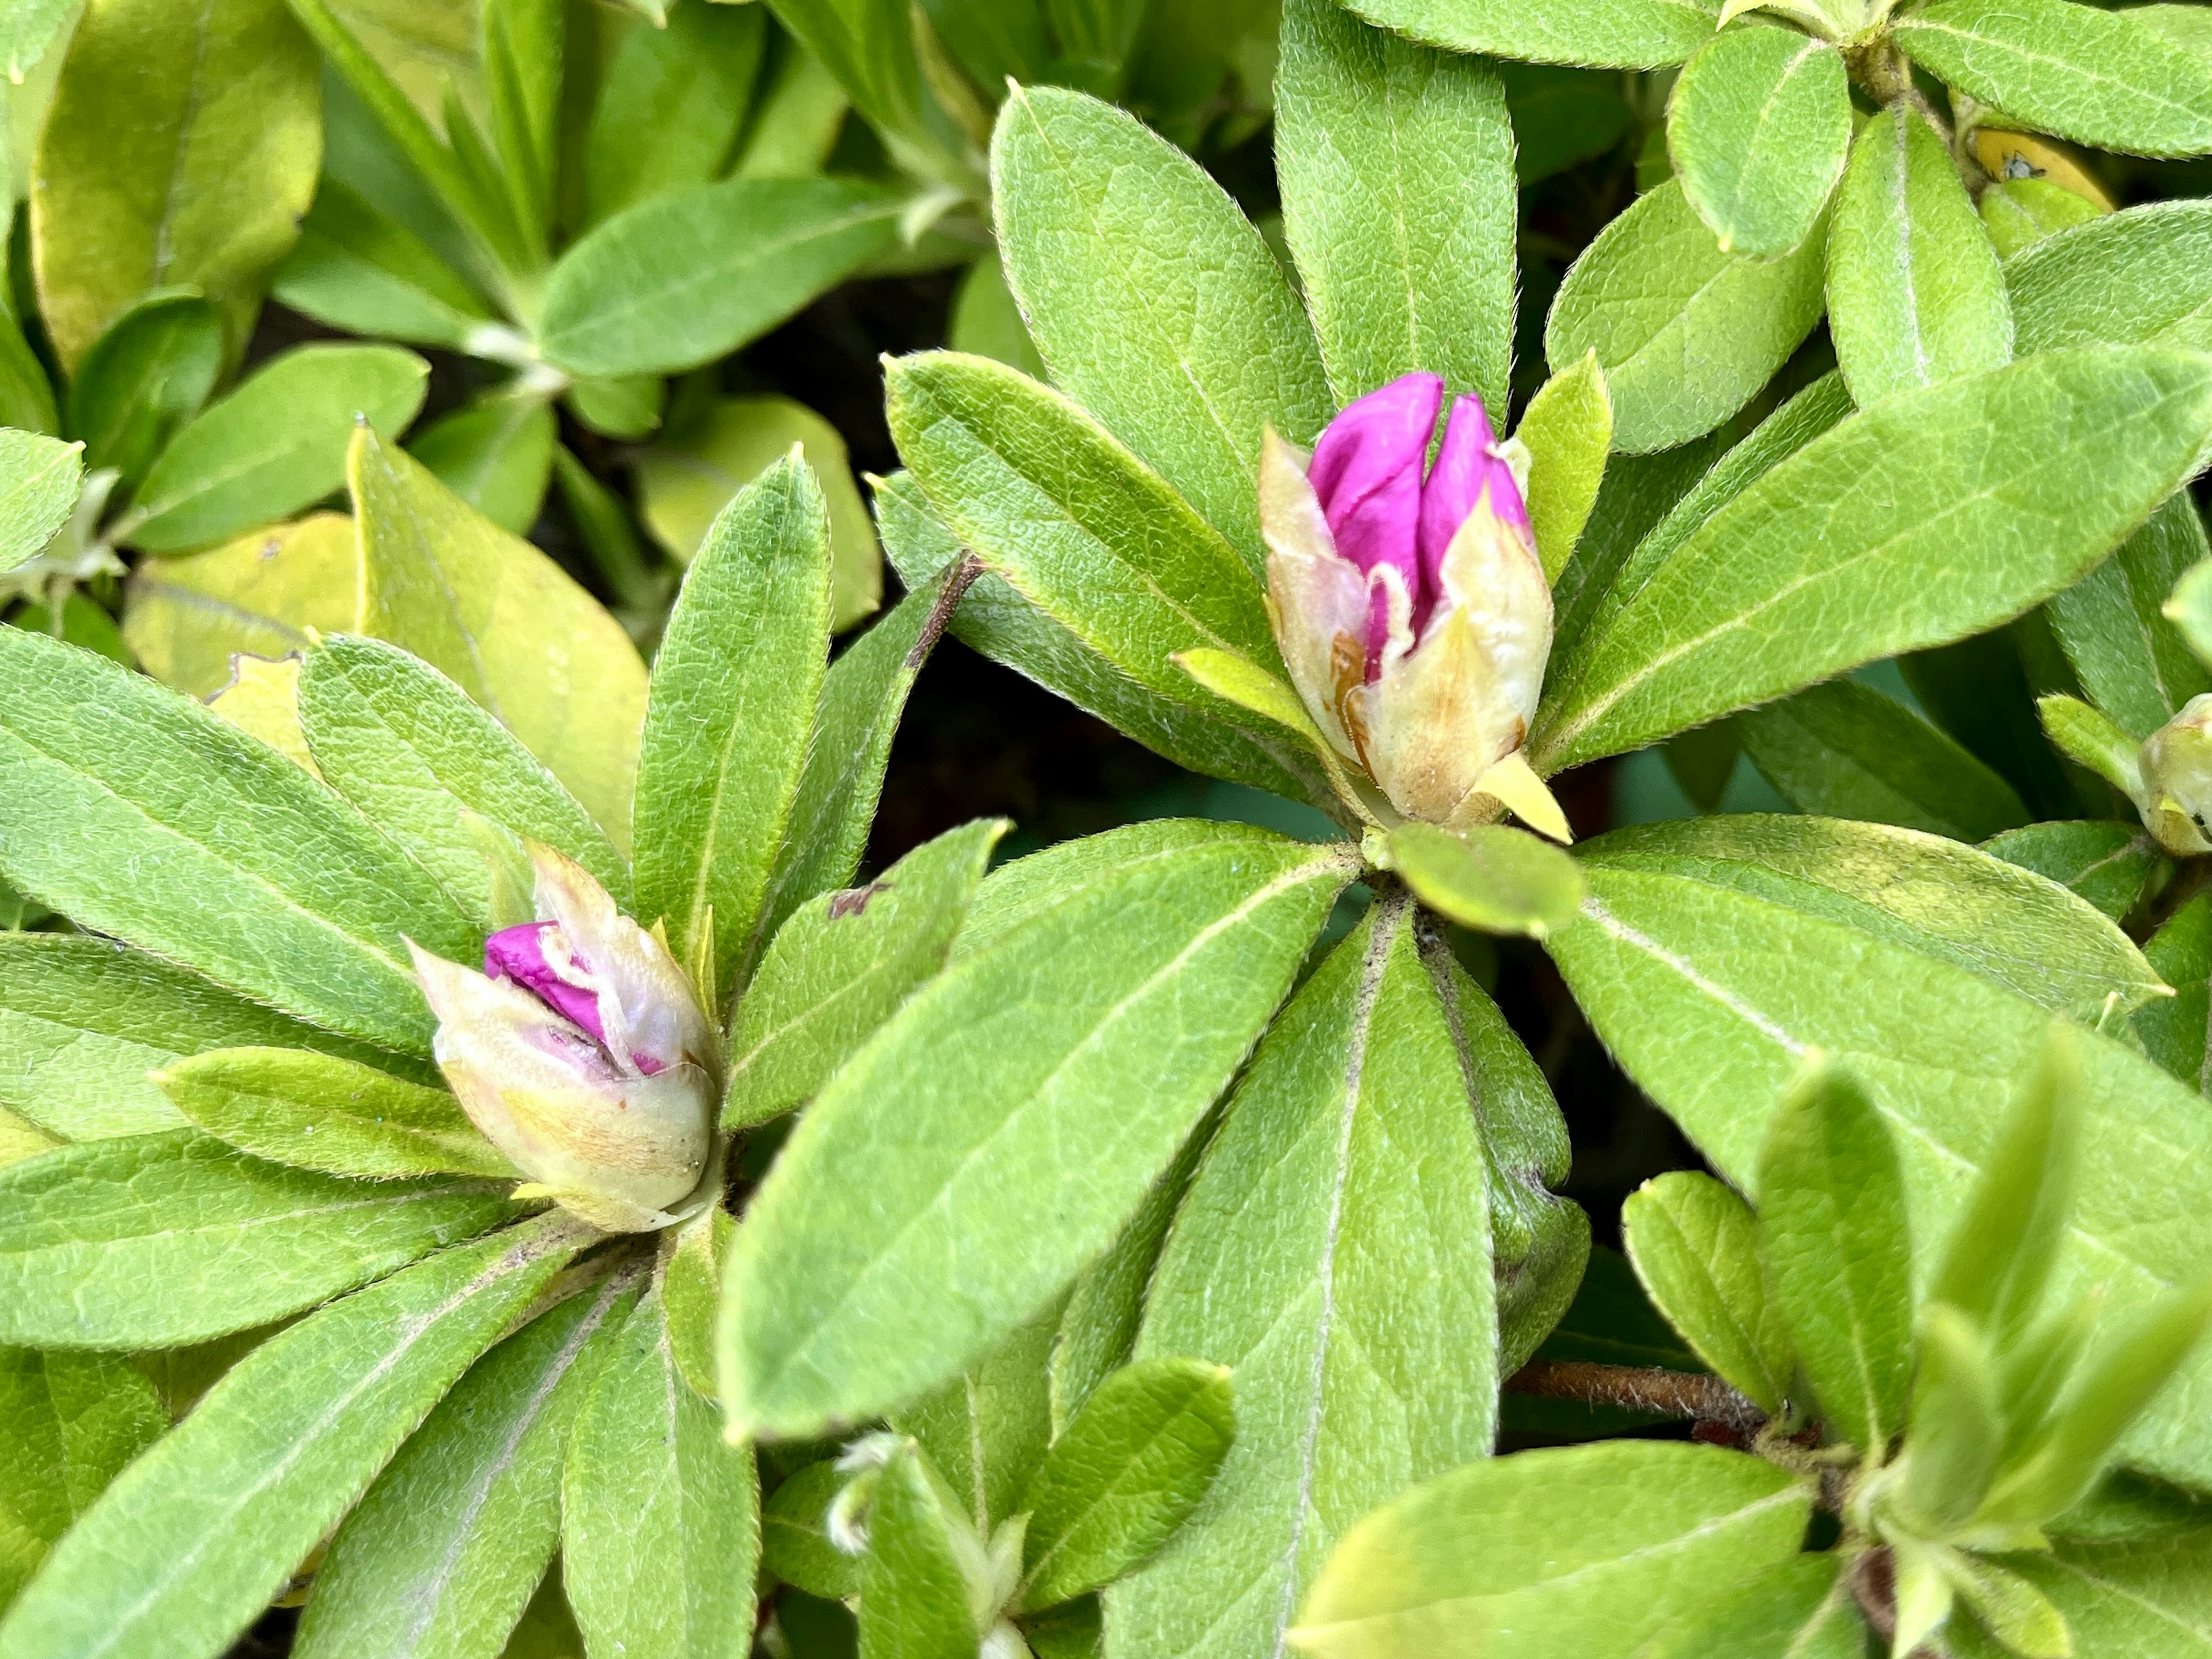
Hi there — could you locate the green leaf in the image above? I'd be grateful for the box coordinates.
[1546,825,2212,1488]
[1019,1358,1232,1613]
[351,425,651,844]
[760,0,971,187]
[1543,176,1828,455]
[120,513,357,696]
[1635,1554,1862,1659]
[584,0,764,225]
[408,393,556,535]
[2039,692,2143,802]
[0,312,58,441]
[634,454,830,1003]
[858,1441,981,1659]
[0,1348,166,1611]
[1388,822,1586,939]
[293,1271,637,1659]
[991,84,1331,565]
[727,819,1006,1128]
[1900,1304,2006,1536]
[1328,0,1721,70]
[876,444,1327,814]
[0,626,477,1051]
[1983,819,2161,925]
[0,934,432,1144]
[1287,1441,1812,1657]
[2138,893,2212,1088]
[298,632,631,919]
[1532,349,2212,773]
[1758,1055,1915,1455]
[0,431,79,575]
[632,393,882,631]
[0,0,72,80]
[1622,1170,1792,1414]
[30,0,320,370]
[1517,352,1612,585]
[271,177,501,353]
[2009,200,2212,357]
[67,291,222,491]
[751,559,968,957]
[1551,438,1730,664]
[1893,0,2212,159]
[948,253,1044,380]
[1668,23,1849,258]
[893,1302,1060,1539]
[661,1203,731,1402]
[537,177,900,378]
[0,1130,522,1348]
[0,1213,579,1659]
[160,1047,511,1181]
[1274,0,1514,413]
[1828,106,2014,407]
[127,343,430,555]
[1738,679,2030,841]
[762,1461,860,1602]
[719,823,1357,1442]
[2049,492,2212,740]
[479,0,561,256]
[1111,896,1497,1659]
[1982,177,2106,262]
[885,354,1321,800]
[565,1294,760,1659]
[1957,1482,2212,1657]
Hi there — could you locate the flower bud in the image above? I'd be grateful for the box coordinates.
[1262,373,1554,827]
[409,845,718,1233]
[2141,694,2212,857]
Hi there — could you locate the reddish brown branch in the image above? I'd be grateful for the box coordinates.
[1505,1360,1768,1433]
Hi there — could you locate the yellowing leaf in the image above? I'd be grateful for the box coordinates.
[123,513,360,698]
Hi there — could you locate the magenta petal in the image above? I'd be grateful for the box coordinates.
[1414,396,1496,597]
[1308,373,1442,586]
[484,922,607,1046]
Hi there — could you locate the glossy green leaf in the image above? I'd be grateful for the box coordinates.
[893,1303,1059,1539]
[634,454,830,1003]
[298,632,630,919]
[1622,1170,1791,1414]
[751,559,967,957]
[31,0,320,369]
[2049,491,2212,740]
[272,177,500,353]
[160,1047,510,1181]
[584,0,763,225]
[632,393,881,631]
[0,933,434,1144]
[0,1130,521,1348]
[0,1214,579,1659]
[1758,1056,1915,1455]
[1329,0,1721,70]
[1669,23,1848,258]
[991,84,1331,564]
[719,822,1357,1442]
[2010,200,2212,357]
[858,1441,980,1659]
[1828,106,2013,407]
[408,394,556,535]
[294,1271,637,1659]
[762,1461,859,1603]
[1388,821,1586,939]
[2139,893,2212,1089]
[352,426,650,845]
[128,344,429,555]
[0,431,79,574]
[0,1347,166,1610]
[68,291,222,490]
[1111,896,1497,1659]
[0,626,476,1050]
[565,1294,760,1659]
[1275,0,1514,412]
[1288,1442,1811,1657]
[1544,176,1828,454]
[1738,679,2029,841]
[1532,349,2212,772]
[537,176,900,378]
[1635,1554,1862,1659]
[1517,351,1612,585]
[1983,820,2162,925]
[1547,824,2212,1488]
[1894,0,2212,158]
[1020,1358,1233,1613]
[726,819,1005,1128]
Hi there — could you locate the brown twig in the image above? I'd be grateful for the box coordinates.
[1505,1359,1768,1433]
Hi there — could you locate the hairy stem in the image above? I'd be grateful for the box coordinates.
[1504,1359,1768,1432]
